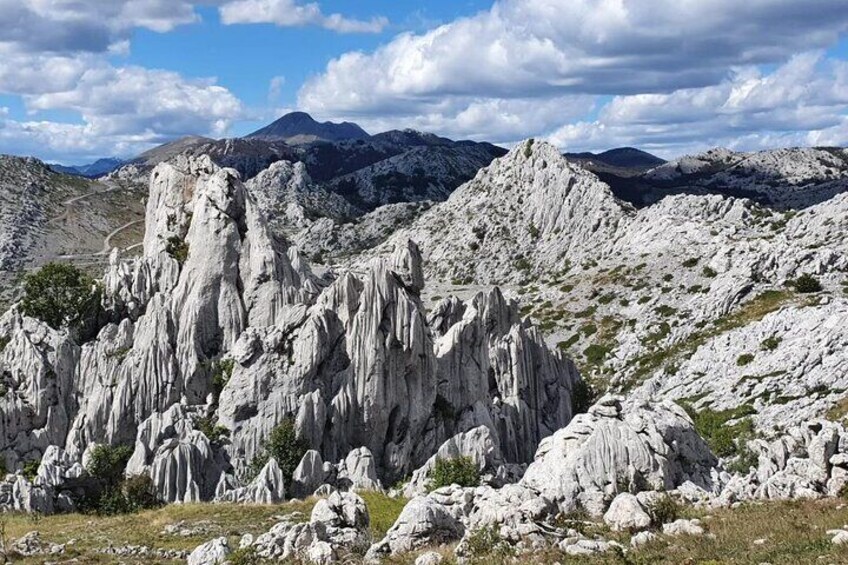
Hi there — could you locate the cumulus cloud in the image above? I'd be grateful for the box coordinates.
[0,0,202,55]
[547,53,848,156]
[301,0,848,110]
[0,64,244,162]
[298,0,848,149]
[219,0,388,33]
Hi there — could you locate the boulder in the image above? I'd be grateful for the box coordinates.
[187,537,230,565]
[603,493,652,531]
[521,395,718,516]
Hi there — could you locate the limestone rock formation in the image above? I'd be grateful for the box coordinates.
[0,151,580,512]
[520,395,718,516]
[245,491,371,561]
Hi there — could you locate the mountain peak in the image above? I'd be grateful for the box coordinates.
[246,111,370,144]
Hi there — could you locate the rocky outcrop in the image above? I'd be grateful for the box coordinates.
[243,491,371,561]
[187,537,230,565]
[520,395,718,516]
[376,140,633,284]
[0,152,581,511]
[215,458,286,504]
[403,426,504,497]
[637,298,848,433]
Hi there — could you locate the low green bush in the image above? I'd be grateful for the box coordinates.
[791,273,822,293]
[428,456,480,490]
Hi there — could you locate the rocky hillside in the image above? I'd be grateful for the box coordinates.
[109,116,504,216]
[602,146,848,208]
[0,156,145,308]
[0,155,580,513]
[364,140,848,438]
[3,140,848,565]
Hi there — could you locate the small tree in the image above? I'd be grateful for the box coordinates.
[571,379,597,415]
[428,456,480,490]
[20,263,100,332]
[248,418,309,482]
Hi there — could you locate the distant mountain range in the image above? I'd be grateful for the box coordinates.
[104,113,507,214]
[247,111,370,144]
[563,147,666,169]
[48,157,126,178]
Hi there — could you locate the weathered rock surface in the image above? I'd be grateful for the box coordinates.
[244,491,371,562]
[187,537,230,565]
[603,492,652,531]
[520,395,718,516]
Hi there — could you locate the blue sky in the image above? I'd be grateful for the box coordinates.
[0,0,846,163]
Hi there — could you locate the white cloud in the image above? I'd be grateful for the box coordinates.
[219,0,388,33]
[546,53,848,156]
[268,75,286,103]
[298,0,848,148]
[0,64,244,162]
[0,0,202,55]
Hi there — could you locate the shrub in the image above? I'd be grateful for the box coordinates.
[597,292,617,305]
[229,547,260,565]
[760,336,782,351]
[210,358,235,401]
[22,459,40,481]
[165,236,189,264]
[583,343,610,365]
[727,446,759,474]
[87,444,134,487]
[82,444,160,514]
[20,263,101,332]
[682,258,699,268]
[98,474,161,515]
[571,379,596,415]
[428,456,480,490]
[736,353,755,366]
[463,525,512,558]
[654,304,678,317]
[248,418,309,482]
[791,273,822,293]
[702,266,717,278]
[646,494,680,526]
[195,416,230,445]
[681,403,756,458]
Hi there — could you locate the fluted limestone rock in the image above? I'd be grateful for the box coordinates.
[245,491,371,561]
[1,153,584,512]
[432,288,580,464]
[403,426,503,497]
[337,447,381,491]
[127,405,219,504]
[0,309,78,469]
[520,395,718,516]
[215,458,286,504]
[292,450,328,499]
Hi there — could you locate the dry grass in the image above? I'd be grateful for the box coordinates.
[0,500,315,564]
[5,496,848,564]
[389,498,848,565]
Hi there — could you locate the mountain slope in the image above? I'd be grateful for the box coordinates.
[0,156,145,308]
[375,140,632,284]
[604,146,848,208]
[247,111,370,144]
[565,147,666,169]
[49,158,125,178]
